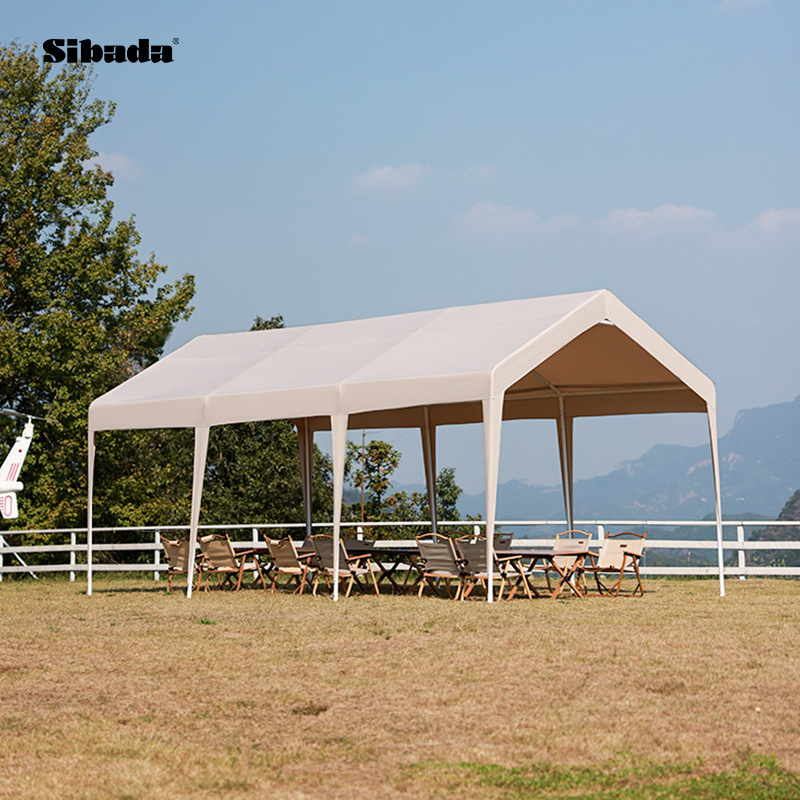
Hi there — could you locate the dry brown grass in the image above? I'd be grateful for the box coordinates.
[1,577,799,799]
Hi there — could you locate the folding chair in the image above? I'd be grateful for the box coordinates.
[456,536,510,600]
[198,533,266,591]
[311,535,380,597]
[415,533,464,599]
[159,535,198,592]
[579,531,647,597]
[265,536,315,594]
[536,530,593,595]
[493,532,514,550]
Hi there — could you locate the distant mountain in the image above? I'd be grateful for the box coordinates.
[457,395,800,521]
[750,488,800,566]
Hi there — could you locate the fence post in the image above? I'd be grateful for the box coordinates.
[70,531,76,582]
[596,524,605,546]
[252,528,259,581]
[737,524,746,580]
[153,530,161,582]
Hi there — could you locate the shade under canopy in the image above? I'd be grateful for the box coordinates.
[87,289,726,598]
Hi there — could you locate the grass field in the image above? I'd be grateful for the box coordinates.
[1,576,799,799]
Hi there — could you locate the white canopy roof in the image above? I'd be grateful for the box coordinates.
[89,289,715,433]
[86,289,726,599]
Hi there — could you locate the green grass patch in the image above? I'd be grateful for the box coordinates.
[415,753,800,799]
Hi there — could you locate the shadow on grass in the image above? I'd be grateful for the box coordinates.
[89,584,174,594]
[412,752,800,799]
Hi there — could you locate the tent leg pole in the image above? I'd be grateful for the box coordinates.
[186,426,210,599]
[482,395,503,604]
[556,402,574,531]
[532,371,572,531]
[707,408,725,597]
[422,408,438,533]
[298,419,314,541]
[87,430,96,596]
[330,414,348,602]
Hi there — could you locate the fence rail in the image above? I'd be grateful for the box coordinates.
[1,519,799,582]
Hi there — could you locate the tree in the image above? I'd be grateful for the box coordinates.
[381,465,468,534]
[343,435,467,536]
[0,42,195,529]
[345,438,401,521]
[410,466,463,521]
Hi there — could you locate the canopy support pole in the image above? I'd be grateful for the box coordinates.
[707,406,725,597]
[86,430,96,596]
[482,394,503,603]
[186,426,209,599]
[297,418,314,541]
[421,407,438,533]
[556,402,574,531]
[532,371,574,530]
[330,414,348,602]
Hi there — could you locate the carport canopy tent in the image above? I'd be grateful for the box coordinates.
[87,289,726,598]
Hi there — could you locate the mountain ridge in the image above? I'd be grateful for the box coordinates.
[448,395,800,521]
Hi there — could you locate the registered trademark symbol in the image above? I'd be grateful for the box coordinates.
[173,38,179,45]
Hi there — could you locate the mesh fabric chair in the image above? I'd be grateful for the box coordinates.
[160,535,196,592]
[579,531,647,597]
[529,530,593,596]
[265,536,314,594]
[456,536,510,600]
[311,535,380,597]
[457,532,514,549]
[198,533,266,592]
[415,533,464,599]
[494,532,514,550]
[342,537,374,551]
[488,532,529,596]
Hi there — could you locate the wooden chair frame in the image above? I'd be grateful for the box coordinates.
[455,536,511,600]
[579,531,647,597]
[541,530,593,595]
[415,534,465,599]
[264,536,314,594]
[198,533,267,592]
[159,535,198,592]
[310,535,380,598]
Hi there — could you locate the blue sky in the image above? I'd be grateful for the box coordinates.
[7,1,800,495]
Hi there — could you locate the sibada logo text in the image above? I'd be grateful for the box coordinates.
[43,38,174,64]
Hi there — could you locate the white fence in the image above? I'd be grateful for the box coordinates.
[1,519,799,581]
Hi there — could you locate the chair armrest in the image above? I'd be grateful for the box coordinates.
[621,551,643,569]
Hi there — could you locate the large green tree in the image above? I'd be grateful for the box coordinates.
[0,42,195,529]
